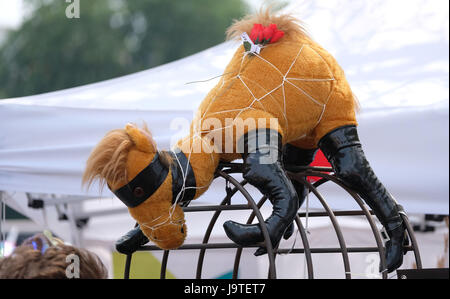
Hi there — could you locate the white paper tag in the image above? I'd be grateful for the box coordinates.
[240,32,261,54]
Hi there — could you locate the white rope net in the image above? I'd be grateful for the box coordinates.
[141,42,336,242]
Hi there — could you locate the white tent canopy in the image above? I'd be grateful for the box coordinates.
[0,0,448,236]
[0,41,237,197]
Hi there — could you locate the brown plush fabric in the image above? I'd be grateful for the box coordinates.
[83,10,359,250]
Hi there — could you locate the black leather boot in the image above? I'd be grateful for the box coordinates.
[223,129,299,256]
[281,144,318,239]
[115,225,149,255]
[319,125,408,273]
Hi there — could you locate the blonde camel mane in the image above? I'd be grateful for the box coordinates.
[82,124,173,191]
[226,8,310,41]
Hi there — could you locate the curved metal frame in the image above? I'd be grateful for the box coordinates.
[122,163,422,279]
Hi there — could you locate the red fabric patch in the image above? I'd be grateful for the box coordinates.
[308,150,332,183]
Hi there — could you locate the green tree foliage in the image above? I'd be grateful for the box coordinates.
[0,0,248,98]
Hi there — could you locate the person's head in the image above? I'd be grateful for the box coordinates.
[0,232,108,279]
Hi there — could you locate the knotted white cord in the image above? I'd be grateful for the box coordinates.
[145,43,335,238]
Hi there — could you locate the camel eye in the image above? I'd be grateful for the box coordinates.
[133,187,144,197]
[181,227,185,234]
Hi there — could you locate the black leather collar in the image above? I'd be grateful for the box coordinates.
[112,152,169,208]
[111,150,197,208]
[169,150,196,206]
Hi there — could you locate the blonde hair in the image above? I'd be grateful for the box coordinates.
[83,128,133,190]
[226,8,309,41]
[0,244,108,279]
[82,124,173,191]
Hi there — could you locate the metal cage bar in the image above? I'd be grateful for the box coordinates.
[300,178,352,279]
[290,171,389,279]
[195,179,248,279]
[121,163,421,279]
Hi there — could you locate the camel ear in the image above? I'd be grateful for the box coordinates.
[125,123,156,153]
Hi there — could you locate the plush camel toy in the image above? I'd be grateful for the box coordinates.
[83,10,408,273]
